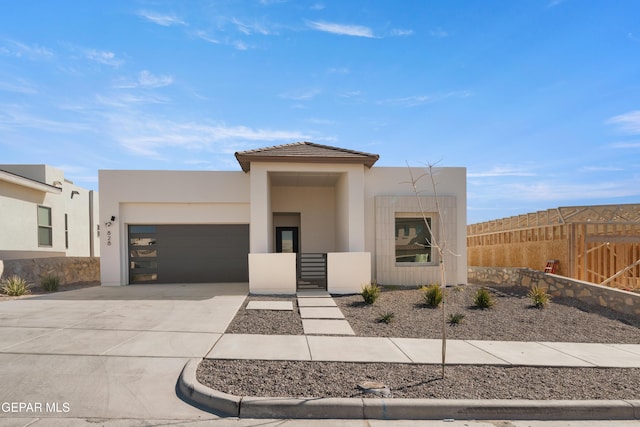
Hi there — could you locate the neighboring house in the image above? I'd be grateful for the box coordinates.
[99,142,467,293]
[0,165,99,260]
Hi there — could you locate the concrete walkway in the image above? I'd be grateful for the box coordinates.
[206,334,640,367]
[297,291,355,335]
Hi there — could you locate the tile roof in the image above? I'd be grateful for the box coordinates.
[234,141,380,172]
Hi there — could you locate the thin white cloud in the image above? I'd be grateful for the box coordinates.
[108,114,314,158]
[0,104,91,133]
[194,30,220,44]
[610,141,640,148]
[328,67,349,74]
[339,90,362,98]
[380,91,470,107]
[138,70,173,88]
[468,166,537,178]
[113,71,173,89]
[607,110,640,134]
[232,18,272,36]
[1,39,53,60]
[502,180,640,202]
[307,21,375,38]
[85,49,122,67]
[579,166,624,172]
[279,89,321,101]
[96,93,168,108]
[430,29,450,38]
[310,3,325,10]
[305,118,335,125]
[0,77,37,94]
[138,10,186,26]
[232,40,249,50]
[390,28,414,37]
[547,0,567,7]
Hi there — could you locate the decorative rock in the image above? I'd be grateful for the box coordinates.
[468,266,640,317]
[357,381,391,397]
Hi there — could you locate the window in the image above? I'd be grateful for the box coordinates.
[64,214,69,249]
[395,217,432,263]
[37,206,52,247]
[129,225,158,283]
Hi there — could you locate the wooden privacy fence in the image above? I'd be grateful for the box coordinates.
[468,204,640,291]
[570,222,640,290]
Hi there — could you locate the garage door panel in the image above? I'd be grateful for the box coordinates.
[130,224,248,284]
[158,225,249,283]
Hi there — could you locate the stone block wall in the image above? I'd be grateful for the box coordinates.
[0,257,100,286]
[468,266,640,318]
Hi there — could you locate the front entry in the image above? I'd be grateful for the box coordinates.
[275,227,299,254]
[275,226,326,291]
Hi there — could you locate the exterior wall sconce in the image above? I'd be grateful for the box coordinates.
[71,190,80,198]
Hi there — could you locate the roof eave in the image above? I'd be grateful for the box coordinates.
[0,170,62,194]
[234,154,378,173]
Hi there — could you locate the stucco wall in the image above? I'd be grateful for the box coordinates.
[327,252,371,294]
[0,165,98,259]
[271,185,336,253]
[364,167,467,286]
[98,170,250,285]
[249,253,296,294]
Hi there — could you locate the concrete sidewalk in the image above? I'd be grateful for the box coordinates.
[206,334,640,368]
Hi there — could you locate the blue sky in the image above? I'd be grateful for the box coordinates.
[1,0,639,224]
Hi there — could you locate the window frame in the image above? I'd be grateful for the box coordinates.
[37,205,53,247]
[64,213,69,249]
[394,214,434,265]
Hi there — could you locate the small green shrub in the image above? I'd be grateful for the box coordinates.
[473,287,494,309]
[450,285,464,293]
[361,282,381,305]
[1,275,31,296]
[448,312,465,325]
[421,283,443,307]
[528,286,551,308]
[41,274,60,292]
[377,312,395,324]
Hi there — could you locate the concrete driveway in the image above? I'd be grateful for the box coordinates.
[0,283,247,422]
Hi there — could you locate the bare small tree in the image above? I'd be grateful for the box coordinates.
[405,162,456,379]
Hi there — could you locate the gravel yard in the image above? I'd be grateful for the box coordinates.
[200,284,640,400]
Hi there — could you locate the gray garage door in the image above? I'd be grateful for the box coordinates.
[129,224,249,284]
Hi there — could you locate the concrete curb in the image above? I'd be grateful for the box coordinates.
[178,359,640,420]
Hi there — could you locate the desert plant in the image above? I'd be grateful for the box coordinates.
[361,281,381,305]
[377,312,395,324]
[473,287,494,309]
[447,312,465,325]
[1,275,31,296]
[421,283,443,307]
[528,286,551,308]
[41,274,60,292]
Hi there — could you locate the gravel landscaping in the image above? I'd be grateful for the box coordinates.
[201,283,640,400]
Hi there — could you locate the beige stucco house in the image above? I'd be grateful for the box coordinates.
[99,142,467,294]
[0,165,99,260]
